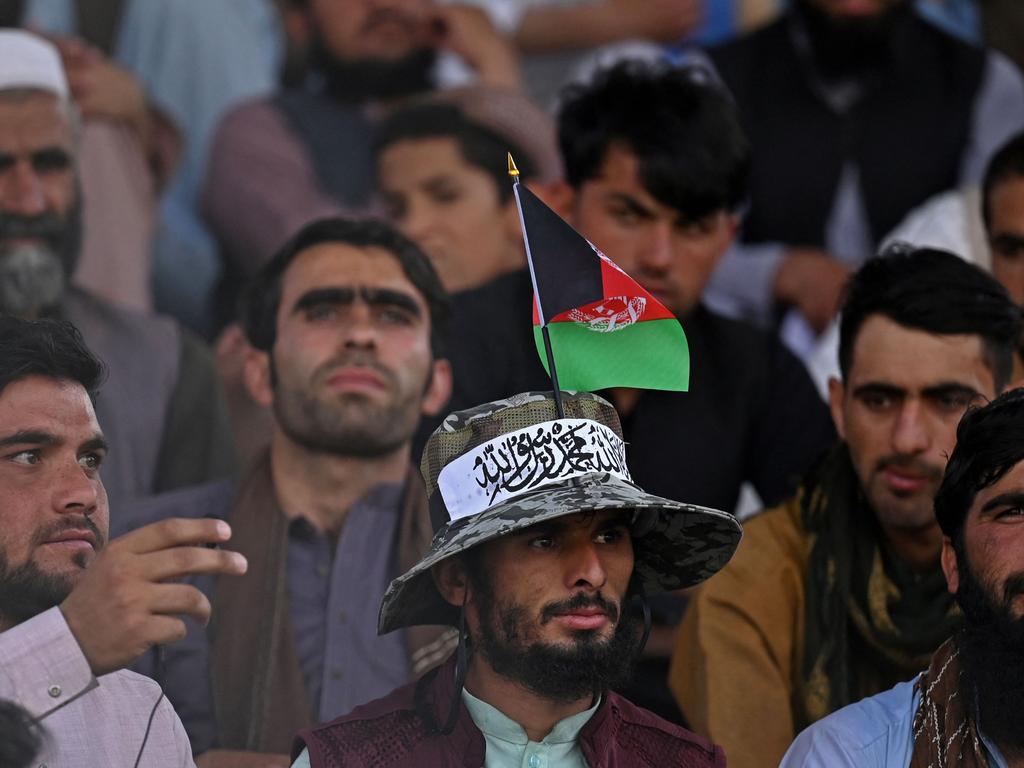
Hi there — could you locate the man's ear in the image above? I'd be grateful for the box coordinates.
[941,536,960,595]
[243,347,274,408]
[713,211,741,257]
[422,358,453,417]
[537,180,576,219]
[432,559,469,608]
[827,376,846,440]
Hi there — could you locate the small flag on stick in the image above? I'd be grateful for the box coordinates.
[509,155,690,399]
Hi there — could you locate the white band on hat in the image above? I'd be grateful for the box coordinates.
[437,418,632,522]
[0,30,69,99]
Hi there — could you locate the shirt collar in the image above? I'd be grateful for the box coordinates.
[460,687,601,746]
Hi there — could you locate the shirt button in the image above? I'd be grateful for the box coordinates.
[47,685,61,698]
[315,565,329,578]
[330,667,343,680]
[337,611,348,623]
[528,754,543,768]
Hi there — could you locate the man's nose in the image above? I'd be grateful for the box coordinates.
[340,299,378,348]
[1,160,48,217]
[637,222,674,272]
[53,462,100,515]
[891,400,930,455]
[401,198,432,243]
[564,540,608,590]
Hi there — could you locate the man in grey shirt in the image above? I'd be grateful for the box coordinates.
[132,218,458,766]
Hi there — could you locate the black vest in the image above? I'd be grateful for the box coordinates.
[711,11,985,248]
[273,89,377,209]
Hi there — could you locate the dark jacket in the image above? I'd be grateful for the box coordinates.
[293,655,727,767]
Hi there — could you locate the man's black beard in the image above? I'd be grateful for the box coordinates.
[307,36,436,103]
[794,0,912,81]
[470,570,644,704]
[0,197,83,317]
[269,351,423,459]
[0,515,104,628]
[954,553,1024,753]
[0,556,75,628]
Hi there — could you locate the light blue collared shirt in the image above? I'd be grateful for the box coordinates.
[781,677,1008,768]
[461,687,600,768]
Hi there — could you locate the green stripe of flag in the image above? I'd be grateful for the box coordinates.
[534,318,690,392]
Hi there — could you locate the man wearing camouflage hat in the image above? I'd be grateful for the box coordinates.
[290,390,741,767]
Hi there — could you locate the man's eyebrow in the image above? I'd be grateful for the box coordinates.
[980,491,1024,515]
[604,192,656,219]
[0,430,59,450]
[422,174,456,192]
[81,436,109,454]
[360,287,422,316]
[921,383,983,399]
[292,287,355,314]
[990,232,1024,249]
[850,383,906,399]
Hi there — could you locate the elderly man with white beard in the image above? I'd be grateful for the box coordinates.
[0,30,234,512]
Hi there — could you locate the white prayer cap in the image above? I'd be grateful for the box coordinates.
[0,29,69,99]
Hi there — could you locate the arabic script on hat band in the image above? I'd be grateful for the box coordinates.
[437,419,632,522]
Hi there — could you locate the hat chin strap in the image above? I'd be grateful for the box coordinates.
[440,592,471,735]
[630,590,652,656]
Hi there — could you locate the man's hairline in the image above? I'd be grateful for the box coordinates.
[842,312,1004,390]
[275,241,435,339]
[0,87,81,150]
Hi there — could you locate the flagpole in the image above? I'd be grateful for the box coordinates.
[509,153,565,420]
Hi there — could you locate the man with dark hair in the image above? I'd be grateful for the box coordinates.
[133,217,457,765]
[706,0,1024,349]
[0,30,235,512]
[983,130,1024,308]
[374,86,561,293]
[0,315,248,765]
[671,246,1022,768]
[783,387,1024,766]
[441,60,834,719]
[290,391,742,767]
[203,0,522,307]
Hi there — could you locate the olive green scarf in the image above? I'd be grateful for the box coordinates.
[798,444,961,727]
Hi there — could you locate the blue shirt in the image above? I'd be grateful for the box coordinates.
[781,677,1008,768]
[287,483,409,722]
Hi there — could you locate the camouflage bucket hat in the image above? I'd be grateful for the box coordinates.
[378,391,742,634]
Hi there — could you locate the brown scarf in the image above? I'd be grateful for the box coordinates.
[910,638,988,768]
[211,450,456,752]
[799,444,961,727]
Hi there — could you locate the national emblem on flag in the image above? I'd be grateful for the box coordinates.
[510,160,690,394]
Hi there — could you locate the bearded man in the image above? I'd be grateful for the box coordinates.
[705,0,1024,353]
[784,386,1024,766]
[671,246,1023,768]
[202,0,522,317]
[291,390,742,767]
[0,29,234,511]
[131,217,457,766]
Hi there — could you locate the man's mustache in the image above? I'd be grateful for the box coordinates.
[32,515,106,551]
[0,211,65,246]
[874,454,944,482]
[315,351,396,387]
[1003,573,1024,605]
[362,7,420,36]
[541,592,620,625]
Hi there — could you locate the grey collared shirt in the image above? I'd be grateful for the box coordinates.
[287,483,410,722]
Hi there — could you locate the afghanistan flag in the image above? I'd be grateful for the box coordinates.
[514,180,690,392]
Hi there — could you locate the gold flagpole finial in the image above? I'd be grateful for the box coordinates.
[507,152,520,179]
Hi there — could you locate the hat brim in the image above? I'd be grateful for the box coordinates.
[378,472,742,634]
